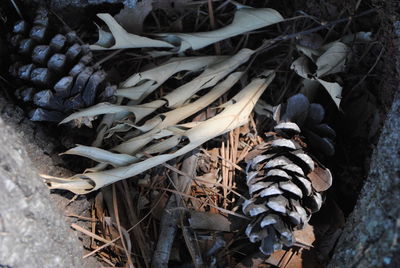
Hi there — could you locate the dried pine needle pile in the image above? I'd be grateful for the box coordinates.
[3,0,388,267]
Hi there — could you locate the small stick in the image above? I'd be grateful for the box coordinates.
[9,0,23,19]
[208,0,221,54]
[65,213,98,221]
[161,160,245,199]
[221,141,228,208]
[247,9,377,71]
[151,154,199,268]
[83,189,165,259]
[112,185,134,268]
[71,223,125,252]
[120,180,152,267]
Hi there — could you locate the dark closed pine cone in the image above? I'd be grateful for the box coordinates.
[8,7,114,122]
[243,94,334,255]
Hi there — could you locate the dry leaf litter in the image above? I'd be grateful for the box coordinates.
[3,0,382,267]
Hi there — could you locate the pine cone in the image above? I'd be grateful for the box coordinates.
[7,7,114,122]
[243,94,334,255]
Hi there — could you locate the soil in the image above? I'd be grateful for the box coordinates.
[0,0,398,267]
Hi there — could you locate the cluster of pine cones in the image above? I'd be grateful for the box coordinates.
[244,94,335,255]
[7,7,113,122]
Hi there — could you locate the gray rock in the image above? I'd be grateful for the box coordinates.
[328,90,400,267]
[0,118,85,268]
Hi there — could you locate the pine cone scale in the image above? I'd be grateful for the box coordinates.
[8,7,113,122]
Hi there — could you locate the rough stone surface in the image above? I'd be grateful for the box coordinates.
[329,9,400,267]
[0,117,85,268]
[0,96,101,268]
[328,90,400,267]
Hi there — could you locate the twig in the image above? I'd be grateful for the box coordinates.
[161,160,245,199]
[83,188,166,259]
[66,214,98,221]
[94,49,124,68]
[71,223,125,252]
[344,45,384,103]
[112,185,134,268]
[120,181,152,267]
[151,194,179,268]
[156,188,249,220]
[259,9,376,52]
[50,10,84,45]
[247,8,377,72]
[181,221,205,268]
[9,0,23,19]
[342,0,364,36]
[208,0,221,54]
[200,148,244,172]
[151,154,199,268]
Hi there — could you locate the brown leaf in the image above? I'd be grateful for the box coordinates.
[308,166,332,192]
[265,224,321,268]
[293,223,316,247]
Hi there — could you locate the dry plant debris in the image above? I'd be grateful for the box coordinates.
[3,0,378,267]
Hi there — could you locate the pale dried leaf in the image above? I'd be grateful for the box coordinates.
[290,56,343,108]
[113,71,243,154]
[45,71,275,194]
[155,6,283,52]
[113,49,252,126]
[164,48,254,108]
[316,42,350,77]
[94,24,115,48]
[62,144,138,167]
[291,56,313,79]
[59,101,166,125]
[116,56,227,101]
[90,13,173,50]
[316,78,342,108]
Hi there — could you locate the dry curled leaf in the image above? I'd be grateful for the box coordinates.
[44,71,276,194]
[316,42,350,77]
[61,49,254,125]
[291,42,350,108]
[116,56,227,101]
[155,5,284,53]
[113,71,244,155]
[90,13,173,50]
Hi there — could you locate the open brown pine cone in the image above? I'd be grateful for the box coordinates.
[243,93,334,255]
